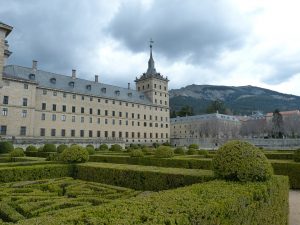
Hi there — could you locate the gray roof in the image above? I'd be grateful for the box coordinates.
[3,65,153,105]
[171,113,240,123]
[0,21,13,36]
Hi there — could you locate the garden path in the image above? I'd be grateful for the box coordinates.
[289,190,300,225]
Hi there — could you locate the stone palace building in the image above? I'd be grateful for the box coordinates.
[0,21,170,145]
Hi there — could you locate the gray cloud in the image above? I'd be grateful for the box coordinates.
[107,0,248,65]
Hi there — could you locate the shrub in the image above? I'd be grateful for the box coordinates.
[212,140,273,182]
[26,145,37,152]
[152,143,160,148]
[0,141,14,154]
[129,149,144,158]
[188,144,199,150]
[110,144,122,152]
[174,147,185,155]
[86,146,96,155]
[43,144,56,152]
[46,153,60,161]
[294,149,300,162]
[162,142,171,146]
[9,148,25,158]
[38,146,44,152]
[154,146,174,158]
[142,147,155,155]
[198,149,209,157]
[57,144,68,153]
[99,144,108,151]
[186,148,197,155]
[129,144,139,149]
[86,144,94,149]
[60,145,89,163]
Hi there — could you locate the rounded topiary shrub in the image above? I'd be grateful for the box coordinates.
[188,144,199,150]
[38,146,44,152]
[9,148,25,157]
[198,149,209,157]
[130,149,144,157]
[154,146,174,158]
[86,146,96,155]
[0,141,14,154]
[43,144,56,152]
[142,147,155,155]
[99,144,108,151]
[60,145,89,163]
[174,147,185,155]
[294,149,300,162]
[186,148,197,155]
[110,144,122,152]
[57,144,68,154]
[26,145,37,152]
[212,140,273,182]
[129,144,139,149]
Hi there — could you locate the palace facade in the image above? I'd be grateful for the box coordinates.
[0,21,170,145]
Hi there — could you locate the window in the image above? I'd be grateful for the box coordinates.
[97,109,100,115]
[51,129,56,137]
[105,99,108,103]
[61,129,66,137]
[144,115,146,120]
[97,118,100,124]
[63,93,67,98]
[72,94,76,99]
[41,113,45,120]
[132,132,135,138]
[105,119,108,124]
[126,120,128,126]
[62,105,66,112]
[112,119,115,125]
[43,90,47,95]
[80,130,84,137]
[23,98,28,106]
[72,106,76,113]
[132,113,134,119]
[119,112,122,117]
[61,115,66,121]
[72,116,75,122]
[98,98,101,102]
[52,104,56,111]
[144,133,147,138]
[89,130,93,137]
[42,103,46,110]
[81,96,84,100]
[89,117,92,123]
[137,114,140,119]
[0,126,7,135]
[144,122,147,127]
[81,107,84,113]
[2,108,8,116]
[132,121,134,126]
[71,129,75,137]
[119,132,122,138]
[22,110,27,118]
[90,97,93,101]
[40,128,45,136]
[89,108,93,114]
[53,91,57,96]
[105,131,108,138]
[119,120,122,125]
[24,84,28,89]
[3,96,8,104]
[105,110,108,116]
[126,112,128,118]
[112,131,115,138]
[137,132,140,138]
[97,131,100,137]
[112,111,116,117]
[81,117,84,123]
[125,132,128,138]
[52,114,56,121]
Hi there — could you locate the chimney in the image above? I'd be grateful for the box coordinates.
[72,69,76,79]
[32,60,38,73]
[95,75,99,83]
[128,83,130,89]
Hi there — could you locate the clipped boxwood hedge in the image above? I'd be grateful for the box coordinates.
[264,152,294,160]
[75,162,213,191]
[25,151,53,158]
[271,161,300,189]
[17,175,288,225]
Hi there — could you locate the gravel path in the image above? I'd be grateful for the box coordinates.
[290,190,300,225]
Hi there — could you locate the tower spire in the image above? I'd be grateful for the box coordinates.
[147,38,156,75]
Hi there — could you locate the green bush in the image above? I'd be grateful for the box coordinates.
[57,144,68,153]
[174,147,185,155]
[46,153,60,161]
[129,144,139,149]
[37,146,44,152]
[9,148,25,158]
[61,145,89,163]
[86,146,96,155]
[162,142,171,146]
[264,152,294,160]
[142,147,155,155]
[129,149,144,157]
[25,145,37,152]
[186,148,197,155]
[109,144,122,152]
[99,144,108,151]
[188,143,199,150]
[0,141,14,154]
[86,144,94,149]
[294,149,300,162]
[43,144,56,152]
[212,140,274,182]
[152,143,160,148]
[271,161,300,189]
[198,149,209,157]
[154,146,174,158]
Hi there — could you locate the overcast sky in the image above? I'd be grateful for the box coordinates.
[1,0,300,95]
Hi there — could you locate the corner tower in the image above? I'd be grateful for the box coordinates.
[135,40,169,108]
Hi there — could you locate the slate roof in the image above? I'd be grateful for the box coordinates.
[171,113,240,123]
[3,65,153,105]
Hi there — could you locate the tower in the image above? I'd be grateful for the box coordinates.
[135,40,169,108]
[0,21,13,87]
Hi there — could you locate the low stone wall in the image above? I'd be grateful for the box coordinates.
[171,137,300,150]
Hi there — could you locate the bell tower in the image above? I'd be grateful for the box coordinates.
[135,40,169,108]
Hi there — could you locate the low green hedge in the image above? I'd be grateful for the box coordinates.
[0,164,74,183]
[17,175,288,225]
[271,161,300,189]
[264,152,294,160]
[75,162,213,191]
[25,151,53,158]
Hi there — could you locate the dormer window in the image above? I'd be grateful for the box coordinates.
[115,90,120,96]
[128,92,132,97]
[139,95,144,99]
[69,81,74,88]
[29,74,35,80]
[50,78,56,84]
[86,85,91,91]
[101,88,106,93]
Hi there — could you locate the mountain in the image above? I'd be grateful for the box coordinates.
[169,84,300,115]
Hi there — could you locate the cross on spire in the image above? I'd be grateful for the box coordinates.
[149,38,154,49]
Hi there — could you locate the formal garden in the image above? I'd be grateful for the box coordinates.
[0,140,295,224]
